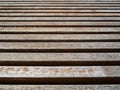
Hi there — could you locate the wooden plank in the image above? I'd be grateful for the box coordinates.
[0,7,120,10]
[0,42,119,49]
[0,66,119,84]
[0,17,120,21]
[0,34,119,40]
[0,66,117,76]
[0,22,120,27]
[0,66,119,77]
[0,66,106,77]
[0,2,120,7]
[0,27,120,32]
[1,12,120,17]
[0,53,119,61]
[0,10,120,13]
[0,85,119,90]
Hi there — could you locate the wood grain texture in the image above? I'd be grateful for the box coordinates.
[0,66,119,77]
[0,85,119,90]
[0,0,120,85]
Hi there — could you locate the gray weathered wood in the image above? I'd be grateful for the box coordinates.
[0,22,120,26]
[0,10,120,13]
[0,53,119,61]
[0,17,119,20]
[0,27,120,32]
[0,66,119,77]
[1,12,120,16]
[0,42,119,49]
[0,85,119,90]
[0,34,119,40]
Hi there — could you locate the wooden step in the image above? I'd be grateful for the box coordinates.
[0,66,119,84]
[0,53,119,61]
[0,0,119,86]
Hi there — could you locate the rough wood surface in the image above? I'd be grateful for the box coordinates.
[0,0,120,86]
[0,85,120,90]
[0,34,119,40]
[0,42,119,49]
[0,66,119,77]
[0,27,120,32]
[0,53,119,61]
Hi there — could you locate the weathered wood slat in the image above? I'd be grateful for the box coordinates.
[0,85,119,90]
[0,34,119,40]
[0,66,106,77]
[0,42,119,49]
[0,17,120,21]
[1,7,120,10]
[0,53,119,61]
[0,27,120,32]
[1,13,120,17]
[0,22,119,27]
[0,4,120,7]
[0,66,119,77]
[1,10,120,13]
[0,66,119,84]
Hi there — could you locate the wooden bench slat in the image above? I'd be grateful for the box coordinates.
[0,42,119,49]
[0,17,120,20]
[0,66,105,77]
[1,12,120,17]
[0,66,119,77]
[0,10,120,13]
[0,85,119,90]
[0,27,120,32]
[0,34,119,40]
[0,53,119,61]
[0,7,120,10]
[0,2,120,7]
[0,22,120,26]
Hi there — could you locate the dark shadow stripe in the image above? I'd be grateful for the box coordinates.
[0,61,120,66]
[0,77,120,85]
[0,39,120,42]
[0,49,120,53]
[0,31,120,34]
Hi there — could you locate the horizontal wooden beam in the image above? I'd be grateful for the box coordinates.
[0,34,119,40]
[0,10,120,13]
[0,42,119,49]
[1,12,120,17]
[0,17,120,20]
[0,53,119,61]
[0,27,120,32]
[0,22,120,27]
[0,85,119,90]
